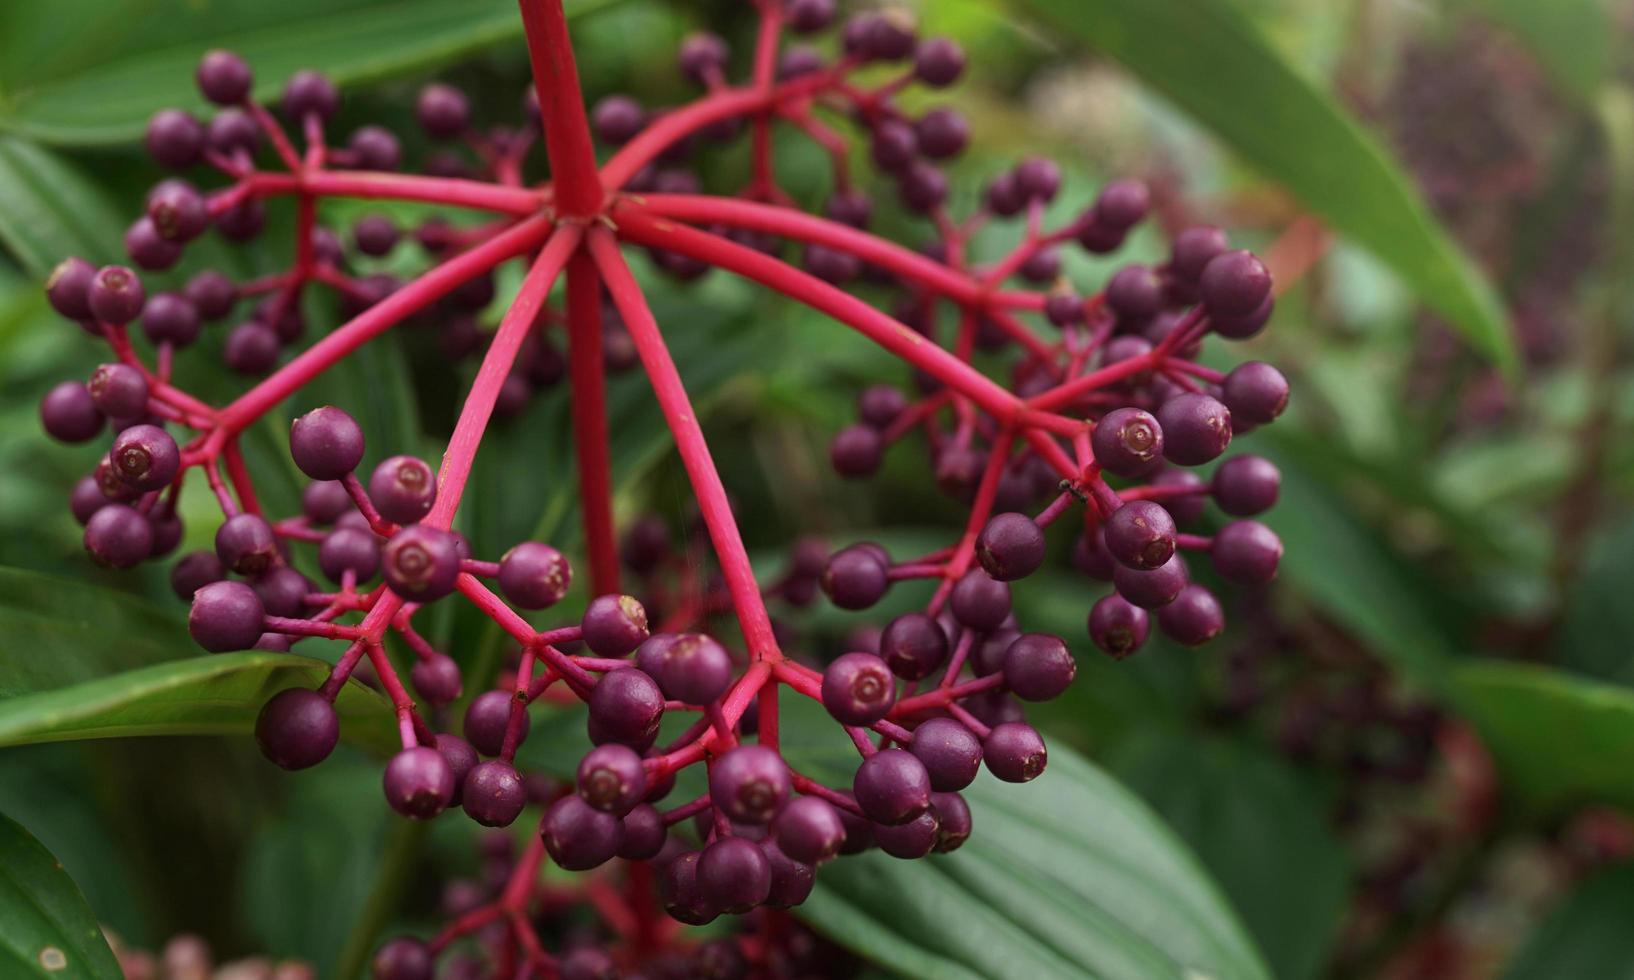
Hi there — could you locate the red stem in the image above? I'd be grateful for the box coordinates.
[516,0,603,217]
[566,251,621,594]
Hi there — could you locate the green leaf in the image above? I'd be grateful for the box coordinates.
[1454,0,1617,104]
[1503,865,1634,977]
[1453,661,1634,818]
[0,136,126,277]
[1107,732,1350,980]
[1013,0,1516,373]
[791,727,1273,980]
[0,809,122,979]
[0,0,623,147]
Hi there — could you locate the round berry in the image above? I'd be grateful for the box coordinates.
[577,744,647,815]
[250,565,308,619]
[880,613,949,681]
[145,109,204,169]
[949,570,1011,631]
[368,456,436,524]
[88,266,145,325]
[1213,295,1274,340]
[462,760,527,827]
[915,37,966,86]
[709,745,790,825]
[184,581,264,653]
[222,322,279,374]
[282,70,339,121]
[853,749,931,825]
[1200,250,1272,318]
[382,525,462,601]
[541,795,624,871]
[125,218,183,268]
[618,804,668,860]
[560,948,617,980]
[496,541,571,609]
[587,668,664,746]
[787,0,835,31]
[760,839,815,909]
[405,653,460,707]
[196,49,252,104]
[821,652,896,725]
[83,504,153,569]
[215,512,278,576]
[40,382,103,443]
[1113,553,1189,609]
[829,424,882,478]
[46,257,95,320]
[1212,520,1282,585]
[301,479,351,525]
[1014,156,1061,203]
[822,546,889,610]
[1222,361,1289,426]
[1088,594,1149,658]
[371,937,432,980]
[146,180,208,242]
[141,292,202,347]
[170,551,225,601]
[984,722,1046,783]
[183,270,236,321]
[909,717,982,791]
[415,84,469,139]
[648,632,734,705]
[1157,584,1225,646]
[1213,455,1280,516]
[348,126,402,170]
[1156,393,1232,466]
[70,475,109,526]
[352,214,398,257]
[110,424,179,492]
[255,688,338,770]
[1171,226,1230,281]
[87,364,148,419]
[874,810,939,859]
[208,109,260,157]
[591,95,646,145]
[975,512,1046,582]
[1094,180,1151,230]
[774,796,846,865]
[660,851,716,925]
[930,792,973,852]
[464,689,526,757]
[697,837,770,914]
[582,594,649,656]
[319,526,380,584]
[289,406,364,481]
[1092,408,1164,477]
[678,31,729,83]
[915,107,968,159]
[1149,467,1207,525]
[897,160,948,212]
[1106,264,1163,318]
[1104,500,1177,571]
[383,746,454,819]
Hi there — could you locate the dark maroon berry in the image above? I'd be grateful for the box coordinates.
[1020,247,1061,284]
[282,70,339,121]
[88,364,148,419]
[289,406,364,480]
[184,270,236,320]
[915,107,968,159]
[1113,553,1188,609]
[146,180,208,242]
[880,613,949,681]
[759,840,815,909]
[648,632,733,705]
[106,424,176,492]
[856,385,906,430]
[147,509,183,558]
[660,851,716,925]
[577,744,647,815]
[496,541,570,609]
[40,382,103,443]
[348,125,401,170]
[873,810,939,859]
[1104,500,1177,570]
[382,525,462,601]
[559,947,617,980]
[983,723,1046,783]
[1200,250,1272,318]
[1003,633,1076,702]
[372,937,432,980]
[1222,361,1289,426]
[46,257,95,320]
[368,456,435,524]
[255,688,338,770]
[1106,265,1164,318]
[1171,226,1230,281]
[618,804,668,860]
[774,796,846,864]
[949,570,1011,631]
[170,551,224,601]
[897,160,948,212]
[1088,594,1149,658]
[869,119,918,173]
[909,717,982,791]
[709,745,790,824]
[930,792,972,852]
[410,653,461,706]
[252,565,309,618]
[1156,393,1232,466]
[82,505,151,568]
[541,795,624,870]
[787,0,835,31]
[975,512,1046,582]
[88,266,145,325]
[141,292,202,347]
[222,322,279,374]
[187,581,264,651]
[822,546,889,610]
[914,37,965,86]
[145,109,204,168]
[1212,520,1282,585]
[587,668,664,746]
[1015,156,1061,203]
[825,189,872,229]
[821,652,896,725]
[853,749,931,825]
[1092,408,1163,477]
[1157,584,1225,646]
[196,49,251,104]
[319,526,380,583]
[463,760,528,827]
[384,746,454,819]
[830,424,883,478]
[215,513,277,576]
[415,84,469,139]
[464,689,526,757]
[126,220,181,273]
[1213,455,1280,516]
[697,837,770,914]
[352,214,398,257]
[1044,290,1086,328]
[591,95,645,144]
[582,594,649,656]
[208,108,260,157]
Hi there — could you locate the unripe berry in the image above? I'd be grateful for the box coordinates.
[975,512,1046,581]
[879,613,949,681]
[577,744,647,815]
[88,266,145,325]
[1088,594,1149,658]
[84,504,153,568]
[382,525,462,601]
[319,526,380,583]
[368,455,436,524]
[40,382,104,443]
[821,652,896,725]
[383,746,455,819]
[581,594,649,656]
[709,745,790,824]
[109,424,179,492]
[1113,553,1188,609]
[541,795,624,871]
[1002,633,1076,701]
[1092,408,1163,477]
[853,749,931,825]
[1212,520,1282,585]
[215,512,278,576]
[587,667,664,747]
[464,689,526,757]
[462,760,528,827]
[1156,393,1232,466]
[983,722,1047,783]
[909,717,982,791]
[255,688,339,770]
[1104,500,1177,570]
[949,570,1011,631]
[774,796,847,864]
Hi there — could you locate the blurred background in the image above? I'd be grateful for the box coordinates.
[0,1,1631,978]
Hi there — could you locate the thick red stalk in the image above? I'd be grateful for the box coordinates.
[586,227,781,662]
[516,0,603,217]
[565,251,621,594]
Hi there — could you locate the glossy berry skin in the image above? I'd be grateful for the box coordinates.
[197,50,252,104]
[660,851,717,926]
[587,668,664,746]
[1002,633,1077,702]
[46,257,95,320]
[879,613,949,681]
[1094,179,1151,230]
[949,570,1011,631]
[170,551,225,601]
[462,760,527,827]
[1103,500,1177,571]
[874,811,939,859]
[760,839,816,909]
[1155,393,1232,466]
[581,594,649,656]
[541,795,624,871]
[146,180,208,242]
[829,424,883,478]
[1106,265,1163,318]
[646,632,734,704]
[1088,594,1149,659]
[125,217,181,271]
[821,652,896,725]
[930,792,973,852]
[1092,408,1163,477]
[909,717,982,791]
[383,746,455,819]
[318,526,380,583]
[371,937,433,980]
[110,424,180,492]
[617,804,668,860]
[215,513,279,576]
[140,292,202,346]
[184,270,236,321]
[84,505,155,569]
[709,745,790,824]
[188,580,265,652]
[914,37,966,86]
[1157,584,1225,646]
[368,456,436,524]
[1113,553,1188,609]
[1213,455,1280,516]
[975,512,1046,581]
[1212,520,1282,585]
[698,836,771,914]
[410,653,462,706]
[822,546,889,610]
[1222,361,1290,426]
[1200,250,1272,318]
[40,382,104,443]
[255,688,338,771]
[382,525,463,601]
[577,743,647,815]
[1170,225,1230,281]
[983,723,1047,783]
[88,364,148,419]
[774,795,847,864]
[496,541,571,609]
[302,479,351,524]
[88,266,145,325]
[853,749,932,825]
[145,109,204,169]
[289,406,364,480]
[415,84,470,139]
[223,322,279,374]
[464,689,526,757]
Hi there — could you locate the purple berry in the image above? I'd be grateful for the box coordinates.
[1171,226,1230,281]
[170,551,225,601]
[577,744,647,815]
[821,652,896,725]
[141,292,202,347]
[618,804,668,860]
[384,746,455,819]
[215,512,278,575]
[915,107,968,159]
[46,257,95,320]
[197,50,252,104]
[88,266,145,325]
[1113,553,1189,609]
[1093,180,1151,230]
[591,95,646,145]
[1212,520,1282,585]
[1200,250,1272,318]
[678,31,729,84]
[464,689,526,757]
[879,613,949,681]
[1222,361,1289,426]
[1003,633,1076,701]
[774,796,846,864]
[949,570,1011,631]
[647,632,734,705]
[222,322,279,374]
[759,839,815,909]
[709,745,790,825]
[415,84,469,139]
[1150,467,1207,525]
[252,565,309,618]
[83,504,152,569]
[410,653,462,706]
[1213,455,1280,516]
[983,722,1047,783]
[182,271,236,321]
[208,109,260,157]
[282,70,339,122]
[109,424,179,492]
[1104,500,1177,570]
[1156,393,1232,466]
[587,667,664,746]
[1106,265,1164,318]
[70,475,109,526]
[463,760,528,827]
[582,594,649,656]
[372,937,432,980]
[319,526,380,584]
[822,546,889,610]
[352,214,399,257]
[40,382,103,444]
[541,795,624,871]
[87,364,148,419]
[1014,156,1061,203]
[289,406,364,480]
[348,126,402,170]
[496,541,571,609]
[787,0,836,32]
[660,851,716,925]
[255,688,339,770]
[145,109,204,169]
[368,456,436,524]
[975,512,1046,581]
[829,424,882,478]
[853,749,931,825]
[302,479,352,525]
[146,180,208,242]
[930,792,973,852]
[908,717,982,791]
[897,160,948,212]
[382,525,463,601]
[874,810,939,859]
[698,837,771,914]
[1157,584,1225,646]
[915,38,966,86]
[125,219,181,271]
[187,580,264,652]
[1092,408,1164,477]
[1088,594,1149,658]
